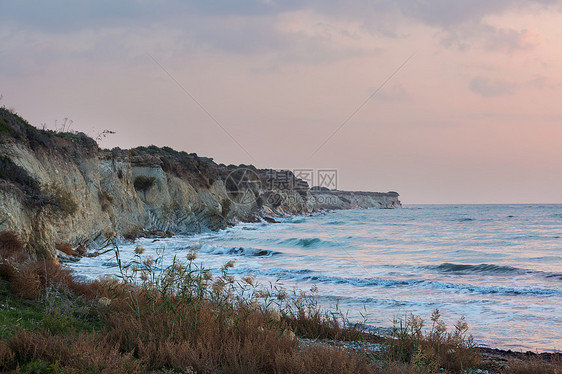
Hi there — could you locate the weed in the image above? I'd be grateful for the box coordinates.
[0,240,515,373]
[385,309,480,372]
[0,231,27,262]
[41,183,78,217]
[506,354,562,374]
[0,155,41,195]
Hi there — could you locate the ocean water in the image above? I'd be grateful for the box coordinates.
[69,204,562,352]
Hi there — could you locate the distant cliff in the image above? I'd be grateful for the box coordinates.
[0,108,400,260]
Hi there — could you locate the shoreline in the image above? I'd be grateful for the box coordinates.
[2,224,561,373]
[67,225,561,356]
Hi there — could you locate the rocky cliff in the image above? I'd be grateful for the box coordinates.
[0,108,401,259]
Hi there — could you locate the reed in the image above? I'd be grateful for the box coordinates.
[0,239,491,373]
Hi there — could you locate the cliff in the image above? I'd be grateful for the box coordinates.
[0,108,401,259]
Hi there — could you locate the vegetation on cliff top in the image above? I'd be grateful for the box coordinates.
[0,108,96,150]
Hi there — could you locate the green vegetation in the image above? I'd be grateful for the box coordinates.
[0,118,9,135]
[0,107,97,150]
[41,183,78,217]
[0,230,560,373]
[0,279,101,340]
[0,157,77,217]
[0,155,41,195]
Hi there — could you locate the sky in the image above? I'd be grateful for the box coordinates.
[1,1,561,204]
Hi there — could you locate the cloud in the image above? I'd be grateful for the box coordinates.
[393,0,558,28]
[441,22,541,52]
[0,0,561,73]
[3,1,560,34]
[469,75,557,97]
[469,77,517,97]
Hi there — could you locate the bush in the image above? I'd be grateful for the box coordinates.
[506,354,562,374]
[133,176,156,192]
[385,309,480,373]
[0,155,40,195]
[0,231,26,261]
[42,183,78,217]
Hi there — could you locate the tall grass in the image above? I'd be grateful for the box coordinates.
[385,309,480,373]
[0,234,490,373]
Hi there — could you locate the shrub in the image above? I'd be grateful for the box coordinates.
[7,330,142,373]
[385,309,480,373]
[0,118,9,135]
[42,183,78,216]
[0,231,26,261]
[0,242,487,373]
[0,155,40,195]
[133,176,156,192]
[503,354,561,374]
[9,263,42,299]
[0,340,14,369]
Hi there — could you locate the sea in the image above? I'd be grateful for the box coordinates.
[68,204,562,352]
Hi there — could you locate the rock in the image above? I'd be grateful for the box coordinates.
[55,243,75,256]
[0,109,401,260]
[75,245,87,256]
[55,249,80,263]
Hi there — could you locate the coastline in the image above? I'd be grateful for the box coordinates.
[2,109,559,371]
[0,107,400,262]
[67,207,561,356]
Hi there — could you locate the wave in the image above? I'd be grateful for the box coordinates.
[249,268,562,297]
[325,221,346,225]
[199,244,280,257]
[433,263,562,281]
[421,280,562,296]
[434,263,523,274]
[278,237,338,248]
[227,247,280,257]
[544,273,562,281]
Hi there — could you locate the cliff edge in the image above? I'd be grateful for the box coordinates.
[0,108,401,259]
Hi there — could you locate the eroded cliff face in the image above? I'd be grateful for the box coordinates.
[0,109,401,259]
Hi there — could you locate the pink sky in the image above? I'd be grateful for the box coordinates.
[1,1,561,203]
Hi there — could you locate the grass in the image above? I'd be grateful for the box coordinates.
[1,229,559,373]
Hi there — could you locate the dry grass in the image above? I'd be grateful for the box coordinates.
[8,241,554,373]
[505,354,562,374]
[8,330,142,373]
[0,231,29,263]
[385,309,480,373]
